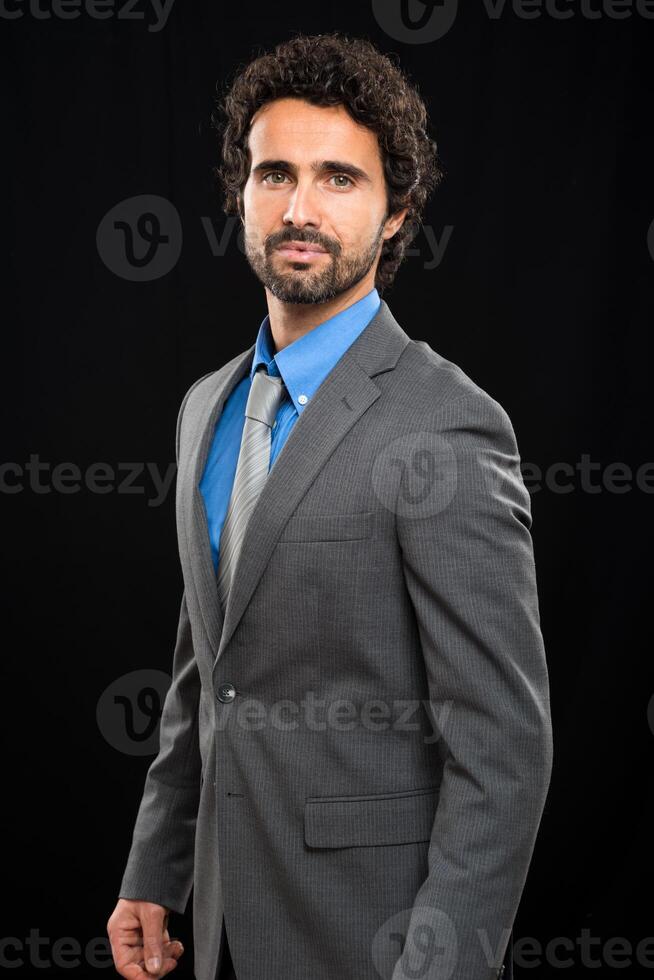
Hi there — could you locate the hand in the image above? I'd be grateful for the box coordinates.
[107,899,184,979]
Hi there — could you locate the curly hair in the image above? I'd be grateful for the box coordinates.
[211,32,444,296]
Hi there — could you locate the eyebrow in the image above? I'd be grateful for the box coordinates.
[251,159,372,183]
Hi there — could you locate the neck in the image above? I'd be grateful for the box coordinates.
[264,276,375,354]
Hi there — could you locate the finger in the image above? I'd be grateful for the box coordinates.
[118,940,184,959]
[114,942,181,980]
[114,921,165,947]
[115,940,184,971]
[139,905,167,974]
[165,940,184,960]
[115,930,148,948]
[135,953,181,978]
[116,956,180,980]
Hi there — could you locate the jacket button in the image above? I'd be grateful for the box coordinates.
[216,683,236,703]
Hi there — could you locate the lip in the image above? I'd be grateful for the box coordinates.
[276,242,328,260]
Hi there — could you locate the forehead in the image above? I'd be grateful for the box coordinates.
[247,97,382,169]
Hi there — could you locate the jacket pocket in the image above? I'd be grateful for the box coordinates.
[278,511,375,543]
[304,785,440,849]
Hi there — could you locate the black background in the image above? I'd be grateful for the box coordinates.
[3,2,654,977]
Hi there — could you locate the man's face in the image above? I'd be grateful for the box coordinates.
[240,97,406,305]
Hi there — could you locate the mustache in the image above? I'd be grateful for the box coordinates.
[266,233,338,255]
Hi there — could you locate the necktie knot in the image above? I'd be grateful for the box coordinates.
[245,367,286,429]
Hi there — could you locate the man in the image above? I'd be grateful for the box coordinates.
[108,32,553,980]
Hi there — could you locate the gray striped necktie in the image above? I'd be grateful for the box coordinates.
[217,365,287,612]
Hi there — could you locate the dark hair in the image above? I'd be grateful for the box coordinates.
[211,32,444,295]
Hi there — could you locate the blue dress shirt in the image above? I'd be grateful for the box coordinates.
[199,287,381,572]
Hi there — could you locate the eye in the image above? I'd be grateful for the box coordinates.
[330,173,353,188]
[262,171,289,184]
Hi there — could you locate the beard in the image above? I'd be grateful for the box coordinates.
[243,220,386,305]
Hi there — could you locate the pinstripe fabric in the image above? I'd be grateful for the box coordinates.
[216,366,286,614]
[118,300,552,980]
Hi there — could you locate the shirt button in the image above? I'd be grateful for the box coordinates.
[298,394,308,405]
[216,683,236,703]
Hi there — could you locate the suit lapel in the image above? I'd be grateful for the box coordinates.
[179,349,254,667]
[179,299,411,673]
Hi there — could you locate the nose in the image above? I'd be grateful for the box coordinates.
[282,178,322,230]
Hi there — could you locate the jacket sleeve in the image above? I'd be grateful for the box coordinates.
[392,389,553,980]
[117,590,202,914]
[117,381,207,915]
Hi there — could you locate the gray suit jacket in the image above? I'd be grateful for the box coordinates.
[119,299,553,980]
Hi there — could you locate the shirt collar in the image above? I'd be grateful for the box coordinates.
[250,288,381,415]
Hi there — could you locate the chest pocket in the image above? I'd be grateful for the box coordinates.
[277,510,375,543]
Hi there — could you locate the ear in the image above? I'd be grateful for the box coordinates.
[383,206,409,241]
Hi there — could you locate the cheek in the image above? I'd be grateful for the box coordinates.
[243,183,277,221]
[330,205,384,249]
[336,226,378,256]
[242,206,275,248]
